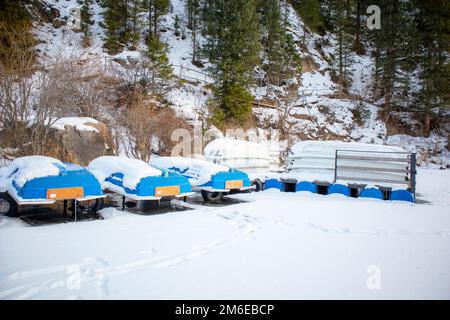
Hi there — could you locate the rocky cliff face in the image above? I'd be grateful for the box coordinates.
[46,120,114,166]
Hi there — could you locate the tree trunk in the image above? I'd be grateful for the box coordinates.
[192,18,197,62]
[124,0,128,33]
[302,21,306,47]
[188,0,193,29]
[423,111,431,137]
[346,0,351,20]
[148,0,152,37]
[153,2,158,36]
[373,48,380,97]
[339,29,344,97]
[355,1,362,54]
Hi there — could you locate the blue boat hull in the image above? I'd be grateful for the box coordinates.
[104,172,192,200]
[12,163,104,203]
[198,170,251,191]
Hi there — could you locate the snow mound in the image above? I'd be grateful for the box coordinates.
[0,156,63,191]
[150,156,230,186]
[52,117,100,132]
[290,140,406,156]
[88,156,162,190]
[204,138,272,170]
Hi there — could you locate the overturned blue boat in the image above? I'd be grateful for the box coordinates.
[150,157,253,202]
[264,141,416,203]
[0,156,104,217]
[88,156,194,208]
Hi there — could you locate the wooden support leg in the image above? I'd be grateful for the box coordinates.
[63,199,68,218]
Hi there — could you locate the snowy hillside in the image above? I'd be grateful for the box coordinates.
[28,0,449,167]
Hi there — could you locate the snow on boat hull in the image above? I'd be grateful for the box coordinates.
[192,170,252,192]
[88,156,194,201]
[6,162,104,205]
[104,172,194,200]
[150,157,252,194]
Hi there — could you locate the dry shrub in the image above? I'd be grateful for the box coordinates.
[153,107,191,156]
[118,87,190,162]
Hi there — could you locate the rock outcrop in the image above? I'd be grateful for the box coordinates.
[47,120,114,166]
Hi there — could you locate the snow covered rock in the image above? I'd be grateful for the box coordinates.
[48,118,113,166]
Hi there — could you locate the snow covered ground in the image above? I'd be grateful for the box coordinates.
[0,168,449,299]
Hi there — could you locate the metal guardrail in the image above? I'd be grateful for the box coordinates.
[334,149,417,196]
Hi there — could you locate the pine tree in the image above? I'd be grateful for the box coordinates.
[102,0,127,53]
[174,14,180,36]
[328,0,354,96]
[413,0,450,136]
[145,35,173,94]
[353,0,367,55]
[80,0,94,48]
[319,0,333,29]
[203,0,261,128]
[142,0,170,39]
[292,0,323,33]
[0,0,34,65]
[128,0,143,49]
[368,0,416,112]
[261,0,301,89]
[263,0,284,87]
[186,0,201,66]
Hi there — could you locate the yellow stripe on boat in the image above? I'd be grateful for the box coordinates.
[225,180,243,189]
[155,186,180,197]
[46,187,84,200]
